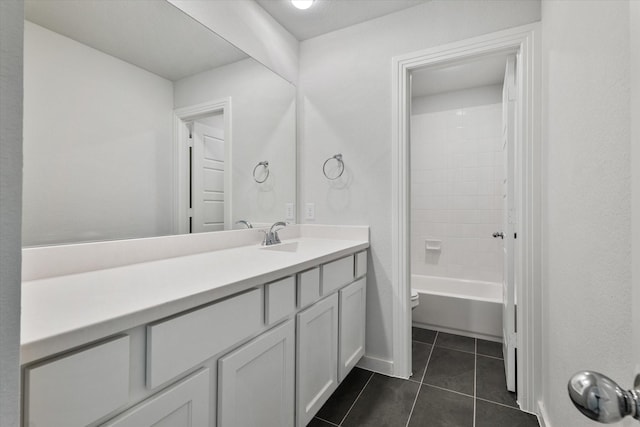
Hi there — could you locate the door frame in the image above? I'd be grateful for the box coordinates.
[173,98,232,234]
[390,23,541,412]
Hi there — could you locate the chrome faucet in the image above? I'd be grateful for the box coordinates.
[235,220,253,229]
[260,221,287,246]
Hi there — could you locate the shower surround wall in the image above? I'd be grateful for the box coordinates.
[410,85,504,283]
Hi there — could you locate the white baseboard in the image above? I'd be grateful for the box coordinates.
[537,400,552,427]
[356,355,394,376]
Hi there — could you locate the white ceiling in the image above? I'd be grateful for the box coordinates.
[255,0,431,41]
[25,0,249,82]
[411,53,510,98]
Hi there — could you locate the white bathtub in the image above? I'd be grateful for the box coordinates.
[411,275,503,341]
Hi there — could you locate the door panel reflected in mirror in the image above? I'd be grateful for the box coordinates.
[22,0,296,247]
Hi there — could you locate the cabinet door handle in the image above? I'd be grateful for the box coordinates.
[492,232,504,239]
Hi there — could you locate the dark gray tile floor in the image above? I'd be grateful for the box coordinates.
[308,328,540,427]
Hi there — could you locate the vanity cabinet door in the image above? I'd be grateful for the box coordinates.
[218,319,295,427]
[339,277,366,382]
[296,293,339,427]
[101,368,210,427]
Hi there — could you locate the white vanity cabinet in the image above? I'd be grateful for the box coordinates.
[22,247,368,427]
[296,251,368,426]
[218,319,295,427]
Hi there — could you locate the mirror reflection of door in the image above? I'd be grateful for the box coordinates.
[190,114,227,233]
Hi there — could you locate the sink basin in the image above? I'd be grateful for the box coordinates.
[260,242,299,253]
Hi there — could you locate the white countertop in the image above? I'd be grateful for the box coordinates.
[21,231,368,364]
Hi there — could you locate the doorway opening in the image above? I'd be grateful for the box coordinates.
[173,98,232,235]
[409,51,518,392]
[391,23,541,413]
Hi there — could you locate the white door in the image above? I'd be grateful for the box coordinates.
[501,55,517,392]
[192,121,226,233]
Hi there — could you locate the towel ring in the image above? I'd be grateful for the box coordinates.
[322,154,344,180]
[253,161,269,183]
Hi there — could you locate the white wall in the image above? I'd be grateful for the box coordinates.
[411,86,503,283]
[541,1,633,426]
[632,0,640,379]
[22,22,175,246]
[0,1,23,425]
[174,58,296,226]
[168,0,298,85]
[298,0,541,367]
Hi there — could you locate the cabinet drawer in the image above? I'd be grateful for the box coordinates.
[24,335,130,427]
[355,250,367,278]
[265,276,296,325]
[321,255,355,295]
[147,288,263,388]
[297,267,320,309]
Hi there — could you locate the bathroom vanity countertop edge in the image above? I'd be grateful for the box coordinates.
[20,237,369,364]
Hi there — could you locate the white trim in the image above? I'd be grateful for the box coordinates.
[355,355,394,376]
[391,22,541,413]
[536,400,552,427]
[390,38,412,380]
[173,98,232,234]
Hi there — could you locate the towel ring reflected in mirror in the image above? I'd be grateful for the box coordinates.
[322,154,344,180]
[253,161,269,183]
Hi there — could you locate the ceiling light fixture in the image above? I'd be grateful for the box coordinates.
[291,0,314,10]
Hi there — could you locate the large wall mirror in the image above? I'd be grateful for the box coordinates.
[23,0,296,247]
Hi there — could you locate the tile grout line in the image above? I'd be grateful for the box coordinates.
[473,338,477,427]
[476,353,504,361]
[403,381,422,427]
[426,343,502,359]
[421,383,474,399]
[433,345,477,355]
[337,371,375,426]
[475,396,521,410]
[404,331,438,427]
[412,331,530,425]
[420,331,437,384]
[315,416,341,427]
[415,333,503,358]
